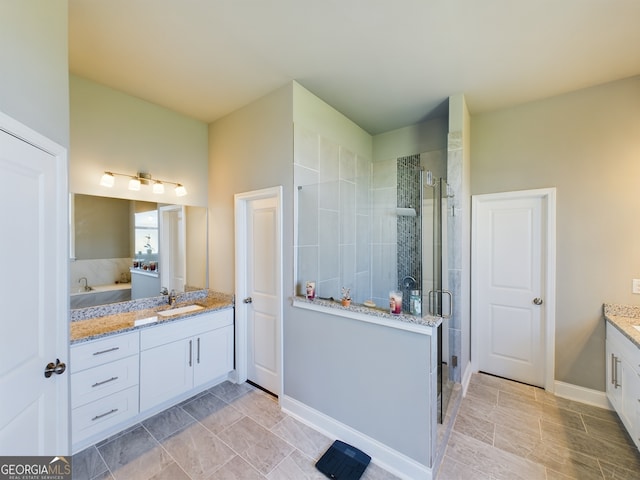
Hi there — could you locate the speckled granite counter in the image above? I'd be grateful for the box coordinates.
[293,295,441,334]
[71,290,234,344]
[604,303,640,348]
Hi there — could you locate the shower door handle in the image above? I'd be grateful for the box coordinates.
[441,290,452,319]
[427,290,453,318]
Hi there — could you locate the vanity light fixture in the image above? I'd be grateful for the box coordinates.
[152,181,165,194]
[99,171,187,197]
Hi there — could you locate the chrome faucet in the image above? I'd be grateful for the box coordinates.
[78,277,91,292]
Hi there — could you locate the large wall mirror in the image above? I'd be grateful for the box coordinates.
[70,193,208,309]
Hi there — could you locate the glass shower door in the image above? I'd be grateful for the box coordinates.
[424,176,452,423]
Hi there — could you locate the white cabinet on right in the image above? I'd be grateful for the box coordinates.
[139,309,234,412]
[606,321,640,449]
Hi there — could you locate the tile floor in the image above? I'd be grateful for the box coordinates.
[71,381,398,479]
[72,373,640,479]
[438,372,640,479]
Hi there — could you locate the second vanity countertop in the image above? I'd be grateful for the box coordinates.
[604,303,640,349]
[71,290,234,344]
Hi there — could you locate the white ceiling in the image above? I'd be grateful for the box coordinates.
[69,0,640,135]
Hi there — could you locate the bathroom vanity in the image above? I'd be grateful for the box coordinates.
[70,290,233,453]
[604,304,640,450]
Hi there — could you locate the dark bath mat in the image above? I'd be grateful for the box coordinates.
[315,440,371,480]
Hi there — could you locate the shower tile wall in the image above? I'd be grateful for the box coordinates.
[70,258,132,291]
[294,124,372,303]
[370,159,397,307]
[396,155,422,311]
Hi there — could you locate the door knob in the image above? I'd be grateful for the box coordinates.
[243,297,253,304]
[533,298,543,305]
[44,358,66,378]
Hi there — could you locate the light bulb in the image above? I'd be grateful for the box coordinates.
[152,181,165,194]
[128,177,141,191]
[100,172,115,188]
[174,184,187,197]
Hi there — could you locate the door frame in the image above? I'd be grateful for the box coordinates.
[234,186,283,397]
[471,188,556,392]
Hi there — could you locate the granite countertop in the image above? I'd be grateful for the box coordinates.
[70,291,234,344]
[603,303,640,348]
[294,296,441,328]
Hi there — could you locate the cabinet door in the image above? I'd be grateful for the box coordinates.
[193,326,234,388]
[140,339,193,411]
[619,356,639,443]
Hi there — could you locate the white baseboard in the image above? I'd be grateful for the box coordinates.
[553,381,612,410]
[280,395,432,480]
[461,362,473,396]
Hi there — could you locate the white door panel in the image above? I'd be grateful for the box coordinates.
[0,115,69,454]
[473,191,553,388]
[235,187,282,397]
[246,197,279,393]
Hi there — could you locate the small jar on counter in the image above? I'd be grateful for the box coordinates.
[409,290,421,316]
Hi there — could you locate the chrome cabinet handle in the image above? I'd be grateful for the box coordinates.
[533,298,543,305]
[614,356,621,388]
[197,337,201,364]
[243,297,253,304]
[91,408,118,421]
[189,340,193,367]
[92,376,118,388]
[93,346,119,356]
[611,353,616,385]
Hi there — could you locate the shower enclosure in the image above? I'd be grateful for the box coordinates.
[295,149,454,422]
[396,155,453,423]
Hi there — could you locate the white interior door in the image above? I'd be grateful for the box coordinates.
[235,187,282,396]
[472,189,555,389]
[160,205,186,293]
[0,113,69,454]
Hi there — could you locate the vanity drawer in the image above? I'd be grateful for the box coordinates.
[72,385,139,445]
[71,331,140,372]
[140,309,233,350]
[72,355,139,408]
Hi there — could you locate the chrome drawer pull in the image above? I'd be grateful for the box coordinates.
[92,376,118,388]
[91,408,118,421]
[93,347,120,356]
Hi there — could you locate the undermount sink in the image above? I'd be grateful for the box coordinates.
[157,304,205,317]
[134,316,158,327]
[634,325,640,333]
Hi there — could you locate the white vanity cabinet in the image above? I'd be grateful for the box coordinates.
[606,322,640,449]
[139,309,233,411]
[70,331,140,447]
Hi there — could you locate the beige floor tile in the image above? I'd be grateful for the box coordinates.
[217,416,294,475]
[269,416,332,460]
[581,412,636,447]
[473,373,537,400]
[231,389,287,429]
[437,455,492,479]
[98,426,174,480]
[445,430,546,480]
[161,422,235,480]
[181,392,245,434]
[266,449,325,480]
[209,455,265,479]
[465,381,499,406]
[453,409,495,446]
[599,459,640,480]
[541,419,640,472]
[495,424,603,480]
